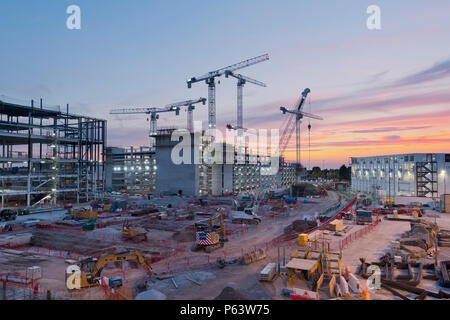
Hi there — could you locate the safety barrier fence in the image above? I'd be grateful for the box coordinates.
[1,195,360,286]
[338,218,381,250]
[132,197,357,276]
[148,208,381,276]
[0,274,70,300]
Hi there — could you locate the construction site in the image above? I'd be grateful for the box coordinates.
[1,52,450,302]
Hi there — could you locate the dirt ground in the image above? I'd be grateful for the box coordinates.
[10,193,450,300]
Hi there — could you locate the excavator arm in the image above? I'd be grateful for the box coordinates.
[90,250,152,279]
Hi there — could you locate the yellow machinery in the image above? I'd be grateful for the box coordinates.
[384,198,394,206]
[70,208,98,220]
[121,221,147,242]
[66,249,152,289]
[191,208,227,253]
[298,234,308,246]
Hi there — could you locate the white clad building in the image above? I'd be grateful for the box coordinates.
[351,153,450,200]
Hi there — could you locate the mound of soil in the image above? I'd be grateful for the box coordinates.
[283,219,317,235]
[291,183,322,197]
[214,286,246,300]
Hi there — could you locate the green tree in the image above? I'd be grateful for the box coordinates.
[339,165,351,180]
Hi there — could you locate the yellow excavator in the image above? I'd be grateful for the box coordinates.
[191,208,227,253]
[66,249,152,289]
[121,221,147,242]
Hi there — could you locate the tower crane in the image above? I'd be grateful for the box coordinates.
[110,106,179,148]
[225,71,267,152]
[279,89,323,175]
[187,53,269,130]
[165,98,207,133]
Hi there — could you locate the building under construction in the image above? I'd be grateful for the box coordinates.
[105,146,155,194]
[0,97,106,207]
[155,129,296,196]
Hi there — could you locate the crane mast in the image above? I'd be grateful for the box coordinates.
[165,98,206,133]
[279,89,323,176]
[110,106,178,148]
[225,70,267,155]
[187,54,269,130]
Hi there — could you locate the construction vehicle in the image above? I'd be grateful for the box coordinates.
[0,209,17,222]
[191,208,227,253]
[66,249,152,289]
[231,207,262,225]
[342,211,354,220]
[121,221,147,242]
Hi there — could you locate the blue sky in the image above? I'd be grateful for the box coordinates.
[1,1,449,168]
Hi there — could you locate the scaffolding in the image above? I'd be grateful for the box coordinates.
[416,153,438,198]
[0,97,106,207]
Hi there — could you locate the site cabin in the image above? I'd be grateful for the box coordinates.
[259,262,277,281]
[356,210,372,225]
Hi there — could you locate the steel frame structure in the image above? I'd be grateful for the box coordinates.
[0,97,106,207]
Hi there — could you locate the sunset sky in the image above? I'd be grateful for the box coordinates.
[1,0,449,168]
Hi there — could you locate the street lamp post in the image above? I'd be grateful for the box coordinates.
[441,169,447,195]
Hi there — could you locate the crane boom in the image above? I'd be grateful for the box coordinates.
[225,71,267,87]
[279,88,323,172]
[110,107,171,115]
[165,98,206,109]
[187,53,269,86]
[110,106,179,147]
[187,53,269,130]
[165,98,206,132]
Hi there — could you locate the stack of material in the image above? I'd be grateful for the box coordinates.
[30,229,116,255]
[398,219,439,258]
[438,230,450,247]
[241,249,267,265]
[259,263,276,281]
[283,220,317,235]
[327,219,343,231]
[291,183,323,197]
